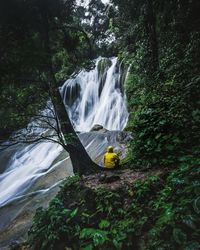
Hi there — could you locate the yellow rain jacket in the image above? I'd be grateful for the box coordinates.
[104,146,119,169]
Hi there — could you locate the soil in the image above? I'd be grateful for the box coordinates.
[82,168,163,190]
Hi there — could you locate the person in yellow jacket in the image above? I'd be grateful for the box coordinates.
[103,145,120,169]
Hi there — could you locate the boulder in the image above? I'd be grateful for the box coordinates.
[90,124,104,131]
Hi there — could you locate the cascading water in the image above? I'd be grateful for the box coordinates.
[0,57,129,221]
[61,57,129,131]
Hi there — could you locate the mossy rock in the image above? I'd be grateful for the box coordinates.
[97,58,112,76]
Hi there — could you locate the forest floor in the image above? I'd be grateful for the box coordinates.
[10,167,166,250]
[82,168,164,190]
[11,169,166,250]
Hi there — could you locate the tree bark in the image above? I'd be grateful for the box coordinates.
[40,3,100,175]
[50,86,100,175]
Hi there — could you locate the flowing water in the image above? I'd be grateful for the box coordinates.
[61,57,128,131]
[0,57,129,239]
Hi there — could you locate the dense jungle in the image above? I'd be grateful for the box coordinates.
[0,0,200,249]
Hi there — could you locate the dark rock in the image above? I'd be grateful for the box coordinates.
[90,124,104,131]
[99,174,106,182]
[100,174,121,184]
[68,202,79,209]
[9,240,21,249]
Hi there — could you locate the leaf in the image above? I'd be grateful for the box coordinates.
[166,144,174,151]
[80,228,108,241]
[182,215,196,230]
[93,231,108,246]
[183,242,200,250]
[113,239,122,249]
[99,220,110,229]
[80,228,95,239]
[80,244,93,250]
[70,208,78,218]
[155,133,162,139]
[193,197,200,214]
[173,228,187,245]
[157,205,174,225]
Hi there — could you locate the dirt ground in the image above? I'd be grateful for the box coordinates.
[82,168,163,190]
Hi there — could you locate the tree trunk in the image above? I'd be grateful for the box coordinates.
[40,3,100,175]
[50,86,100,175]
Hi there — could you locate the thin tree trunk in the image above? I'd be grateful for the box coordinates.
[50,85,100,175]
[40,4,100,175]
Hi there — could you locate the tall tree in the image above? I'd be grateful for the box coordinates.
[0,0,100,174]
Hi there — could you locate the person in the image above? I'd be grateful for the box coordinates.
[103,145,120,169]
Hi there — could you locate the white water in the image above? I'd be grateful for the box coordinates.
[0,57,129,207]
[61,57,129,131]
[0,142,63,207]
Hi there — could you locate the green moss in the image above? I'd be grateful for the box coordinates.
[97,58,112,76]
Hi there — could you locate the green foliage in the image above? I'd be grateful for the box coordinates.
[0,0,94,139]
[80,228,109,247]
[28,160,200,249]
[2,0,200,248]
[28,176,82,250]
[0,84,48,139]
[117,0,200,169]
[145,159,200,249]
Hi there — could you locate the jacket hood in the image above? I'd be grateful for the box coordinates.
[107,146,113,153]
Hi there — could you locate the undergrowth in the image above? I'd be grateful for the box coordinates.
[28,157,200,250]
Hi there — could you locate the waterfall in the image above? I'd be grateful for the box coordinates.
[60,57,129,131]
[0,57,129,208]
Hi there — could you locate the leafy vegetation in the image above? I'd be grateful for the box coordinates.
[0,0,200,248]
[0,0,98,140]
[112,0,200,169]
[28,157,200,249]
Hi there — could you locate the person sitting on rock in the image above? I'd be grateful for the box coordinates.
[103,145,120,169]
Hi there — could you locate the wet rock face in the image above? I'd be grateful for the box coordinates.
[97,58,112,97]
[79,130,131,166]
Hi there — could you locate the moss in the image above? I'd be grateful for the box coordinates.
[97,58,112,76]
